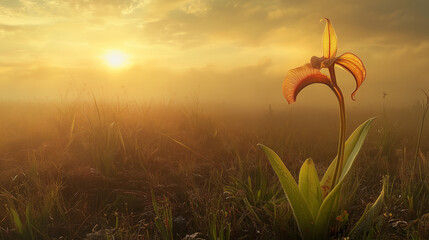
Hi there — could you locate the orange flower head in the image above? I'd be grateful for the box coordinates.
[282,18,366,103]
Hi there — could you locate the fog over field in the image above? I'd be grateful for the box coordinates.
[2,1,429,239]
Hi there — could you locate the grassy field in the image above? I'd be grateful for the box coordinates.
[0,99,428,239]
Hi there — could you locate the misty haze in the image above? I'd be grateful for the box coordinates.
[0,0,428,239]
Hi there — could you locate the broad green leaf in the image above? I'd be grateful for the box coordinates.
[337,118,376,184]
[314,177,344,239]
[299,158,322,219]
[349,175,389,237]
[258,144,314,239]
[315,118,375,238]
[320,118,376,198]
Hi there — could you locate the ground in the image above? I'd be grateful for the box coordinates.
[0,101,427,239]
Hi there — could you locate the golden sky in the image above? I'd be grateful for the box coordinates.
[0,0,428,109]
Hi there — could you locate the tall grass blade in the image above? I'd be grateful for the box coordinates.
[349,175,388,237]
[10,208,23,234]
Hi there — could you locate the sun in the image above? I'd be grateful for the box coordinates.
[103,50,129,68]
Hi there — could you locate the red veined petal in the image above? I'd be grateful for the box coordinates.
[322,18,337,58]
[282,63,332,103]
[334,52,366,100]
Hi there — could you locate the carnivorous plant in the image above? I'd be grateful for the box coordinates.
[258,18,388,239]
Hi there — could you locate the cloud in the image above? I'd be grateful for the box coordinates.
[2,0,428,48]
[137,0,429,49]
[0,0,428,108]
[140,0,302,47]
[0,58,282,106]
[62,0,147,16]
[0,24,22,32]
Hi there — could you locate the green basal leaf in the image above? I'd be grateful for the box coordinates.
[320,118,376,198]
[315,118,375,238]
[314,176,344,239]
[349,175,389,237]
[299,158,322,220]
[258,144,314,240]
[337,119,376,183]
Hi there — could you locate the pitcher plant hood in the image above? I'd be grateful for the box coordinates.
[282,18,366,103]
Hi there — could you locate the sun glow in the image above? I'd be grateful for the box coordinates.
[103,50,129,68]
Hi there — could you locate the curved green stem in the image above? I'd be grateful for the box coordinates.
[329,66,346,188]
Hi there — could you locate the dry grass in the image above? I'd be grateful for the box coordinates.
[0,99,427,239]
